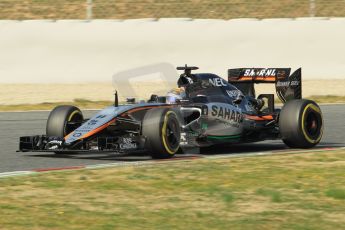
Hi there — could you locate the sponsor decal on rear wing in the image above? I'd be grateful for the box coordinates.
[228,68,302,103]
[228,68,291,83]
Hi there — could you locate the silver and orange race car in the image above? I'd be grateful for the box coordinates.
[19,66,324,159]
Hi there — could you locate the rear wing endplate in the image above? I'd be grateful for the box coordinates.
[228,68,302,103]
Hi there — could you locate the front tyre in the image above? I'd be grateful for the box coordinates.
[279,99,323,148]
[142,108,181,159]
[46,105,84,138]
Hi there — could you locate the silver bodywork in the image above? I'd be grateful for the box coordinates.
[203,103,244,136]
[65,103,165,144]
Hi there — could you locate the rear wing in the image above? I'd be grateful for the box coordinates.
[228,68,302,103]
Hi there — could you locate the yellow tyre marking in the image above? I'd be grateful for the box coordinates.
[64,110,82,139]
[162,111,178,155]
[301,103,323,144]
[68,110,81,122]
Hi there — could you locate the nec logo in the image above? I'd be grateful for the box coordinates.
[243,69,277,77]
[209,78,227,87]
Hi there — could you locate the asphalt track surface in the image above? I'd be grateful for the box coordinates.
[0,105,344,173]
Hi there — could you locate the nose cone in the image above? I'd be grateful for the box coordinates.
[64,105,133,144]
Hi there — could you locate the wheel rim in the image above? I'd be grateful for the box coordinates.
[64,111,83,136]
[162,112,180,154]
[306,112,319,136]
[303,106,323,142]
[166,119,179,148]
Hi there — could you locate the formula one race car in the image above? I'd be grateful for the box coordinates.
[19,66,324,159]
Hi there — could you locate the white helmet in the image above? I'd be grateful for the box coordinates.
[166,88,185,104]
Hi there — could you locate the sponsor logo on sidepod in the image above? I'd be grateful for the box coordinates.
[211,105,243,123]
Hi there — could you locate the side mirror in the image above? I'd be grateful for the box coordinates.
[232,96,243,104]
[148,94,158,103]
[126,97,136,104]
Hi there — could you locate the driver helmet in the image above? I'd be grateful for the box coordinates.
[166,88,186,104]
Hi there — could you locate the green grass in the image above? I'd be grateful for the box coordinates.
[273,95,345,104]
[325,188,345,200]
[1,149,345,229]
[255,188,283,202]
[307,95,345,104]
[0,0,344,20]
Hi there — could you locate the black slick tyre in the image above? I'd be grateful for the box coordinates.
[142,108,181,159]
[46,105,84,138]
[279,99,323,148]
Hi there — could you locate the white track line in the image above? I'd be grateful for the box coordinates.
[203,147,345,160]
[0,171,36,178]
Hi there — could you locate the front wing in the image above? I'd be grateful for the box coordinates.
[18,135,145,153]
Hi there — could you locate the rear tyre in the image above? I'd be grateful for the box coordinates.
[46,105,84,138]
[142,108,181,159]
[279,99,323,148]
